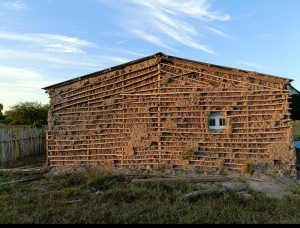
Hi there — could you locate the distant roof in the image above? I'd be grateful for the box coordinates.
[43,52,293,90]
[288,85,300,95]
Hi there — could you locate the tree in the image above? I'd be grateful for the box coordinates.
[290,94,300,120]
[5,102,49,126]
[0,103,3,115]
[0,103,5,121]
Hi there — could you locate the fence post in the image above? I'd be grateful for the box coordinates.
[0,132,3,165]
[31,128,35,155]
[26,129,30,157]
[2,131,8,163]
[21,129,25,158]
[9,130,15,161]
[46,130,49,170]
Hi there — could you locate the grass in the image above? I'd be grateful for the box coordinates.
[0,167,300,224]
[0,154,47,169]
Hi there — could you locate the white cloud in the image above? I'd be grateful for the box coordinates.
[104,0,230,54]
[0,66,53,89]
[131,29,178,52]
[44,44,85,54]
[240,61,264,70]
[0,49,132,71]
[0,32,96,54]
[1,0,27,10]
[203,26,233,39]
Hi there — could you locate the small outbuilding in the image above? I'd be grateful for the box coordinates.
[44,53,297,175]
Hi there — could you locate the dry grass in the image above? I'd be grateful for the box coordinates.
[0,168,300,224]
[1,155,300,224]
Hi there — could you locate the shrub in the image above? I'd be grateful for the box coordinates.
[182,147,197,160]
[242,161,255,175]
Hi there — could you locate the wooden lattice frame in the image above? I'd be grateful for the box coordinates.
[44,53,296,174]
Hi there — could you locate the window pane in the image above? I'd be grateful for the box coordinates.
[209,119,216,126]
[220,118,226,126]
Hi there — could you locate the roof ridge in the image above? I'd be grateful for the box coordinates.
[43,52,293,90]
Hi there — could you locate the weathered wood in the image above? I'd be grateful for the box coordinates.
[0,167,46,173]
[0,128,46,166]
[131,176,237,184]
[178,183,248,202]
[0,178,37,186]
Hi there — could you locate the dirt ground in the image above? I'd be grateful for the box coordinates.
[125,167,300,198]
[242,174,300,198]
[191,173,300,198]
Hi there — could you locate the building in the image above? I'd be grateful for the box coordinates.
[44,53,296,174]
[287,84,300,96]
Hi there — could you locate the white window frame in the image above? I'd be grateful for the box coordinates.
[209,113,227,131]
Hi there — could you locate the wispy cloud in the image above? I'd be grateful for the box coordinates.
[0,49,131,71]
[0,32,96,54]
[261,34,271,38]
[102,0,231,54]
[0,65,53,110]
[131,29,178,52]
[240,61,264,70]
[0,66,53,89]
[1,0,27,10]
[203,25,234,39]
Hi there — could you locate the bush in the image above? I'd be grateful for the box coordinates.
[182,147,197,160]
[5,102,49,126]
[242,161,256,175]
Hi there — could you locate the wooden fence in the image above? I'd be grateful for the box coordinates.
[0,128,47,165]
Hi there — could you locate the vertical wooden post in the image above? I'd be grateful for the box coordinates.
[157,63,162,164]
[46,130,50,170]
[26,129,30,157]
[0,131,5,165]
[245,84,250,153]
[87,84,91,166]
[9,130,14,161]
[32,128,35,155]
[121,74,125,168]
[0,131,2,165]
[2,131,8,163]
[21,129,25,158]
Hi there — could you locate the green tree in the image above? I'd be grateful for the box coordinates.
[0,103,4,121]
[0,103,3,115]
[5,102,49,126]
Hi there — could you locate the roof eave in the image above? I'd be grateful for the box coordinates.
[43,52,166,90]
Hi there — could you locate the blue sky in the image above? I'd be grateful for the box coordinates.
[0,0,299,111]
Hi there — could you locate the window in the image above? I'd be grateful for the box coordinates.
[209,113,227,131]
